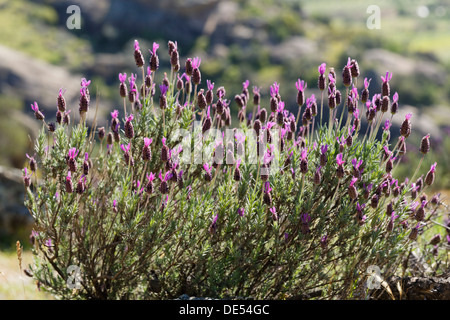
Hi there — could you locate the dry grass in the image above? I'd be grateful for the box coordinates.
[0,249,53,300]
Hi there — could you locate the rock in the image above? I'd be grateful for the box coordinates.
[364,49,445,85]
[0,45,81,109]
[270,36,318,63]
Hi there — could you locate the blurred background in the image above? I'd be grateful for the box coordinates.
[0,0,449,252]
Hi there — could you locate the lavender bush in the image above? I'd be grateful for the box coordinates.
[23,40,448,299]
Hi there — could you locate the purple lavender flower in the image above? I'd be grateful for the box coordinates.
[132,179,145,195]
[26,153,37,172]
[295,78,307,106]
[124,114,135,139]
[383,119,392,135]
[270,82,280,112]
[81,78,91,89]
[192,57,201,69]
[425,162,437,186]
[351,158,363,177]
[409,223,421,241]
[420,134,431,155]
[112,200,118,213]
[307,94,317,116]
[387,211,399,232]
[320,235,328,249]
[161,137,170,162]
[209,214,218,234]
[350,107,360,128]
[318,63,326,75]
[121,143,134,166]
[45,238,52,248]
[270,82,280,99]
[143,172,155,195]
[253,86,261,105]
[314,166,322,185]
[65,171,73,193]
[320,145,328,166]
[300,148,308,174]
[83,152,90,175]
[342,57,353,87]
[336,154,345,178]
[79,79,90,114]
[356,202,365,213]
[201,79,213,104]
[22,168,31,187]
[391,92,399,114]
[318,63,326,90]
[233,158,242,182]
[129,73,137,90]
[381,71,392,97]
[300,213,311,234]
[142,137,153,161]
[76,175,87,194]
[29,230,39,245]
[134,39,144,67]
[119,73,127,84]
[192,57,202,85]
[118,72,128,97]
[149,42,160,71]
[203,163,213,182]
[264,181,272,194]
[276,101,286,125]
[263,181,272,205]
[161,194,169,211]
[57,88,66,112]
[67,148,79,172]
[336,153,345,166]
[400,112,412,137]
[207,79,214,91]
[269,207,278,221]
[355,202,367,225]
[348,177,359,200]
[31,101,45,120]
[158,170,172,194]
[361,77,371,103]
[237,208,245,217]
[159,84,169,109]
[346,125,355,146]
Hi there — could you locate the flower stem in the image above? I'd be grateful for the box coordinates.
[410,154,425,183]
[320,90,324,128]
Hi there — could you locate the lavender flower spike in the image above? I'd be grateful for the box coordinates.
[209,214,219,234]
[160,84,169,96]
[336,153,345,166]
[31,101,45,120]
[264,181,272,194]
[295,79,307,92]
[318,63,326,75]
[269,207,278,221]
[381,71,393,84]
[192,57,201,69]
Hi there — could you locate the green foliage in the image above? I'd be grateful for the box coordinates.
[23,41,448,300]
